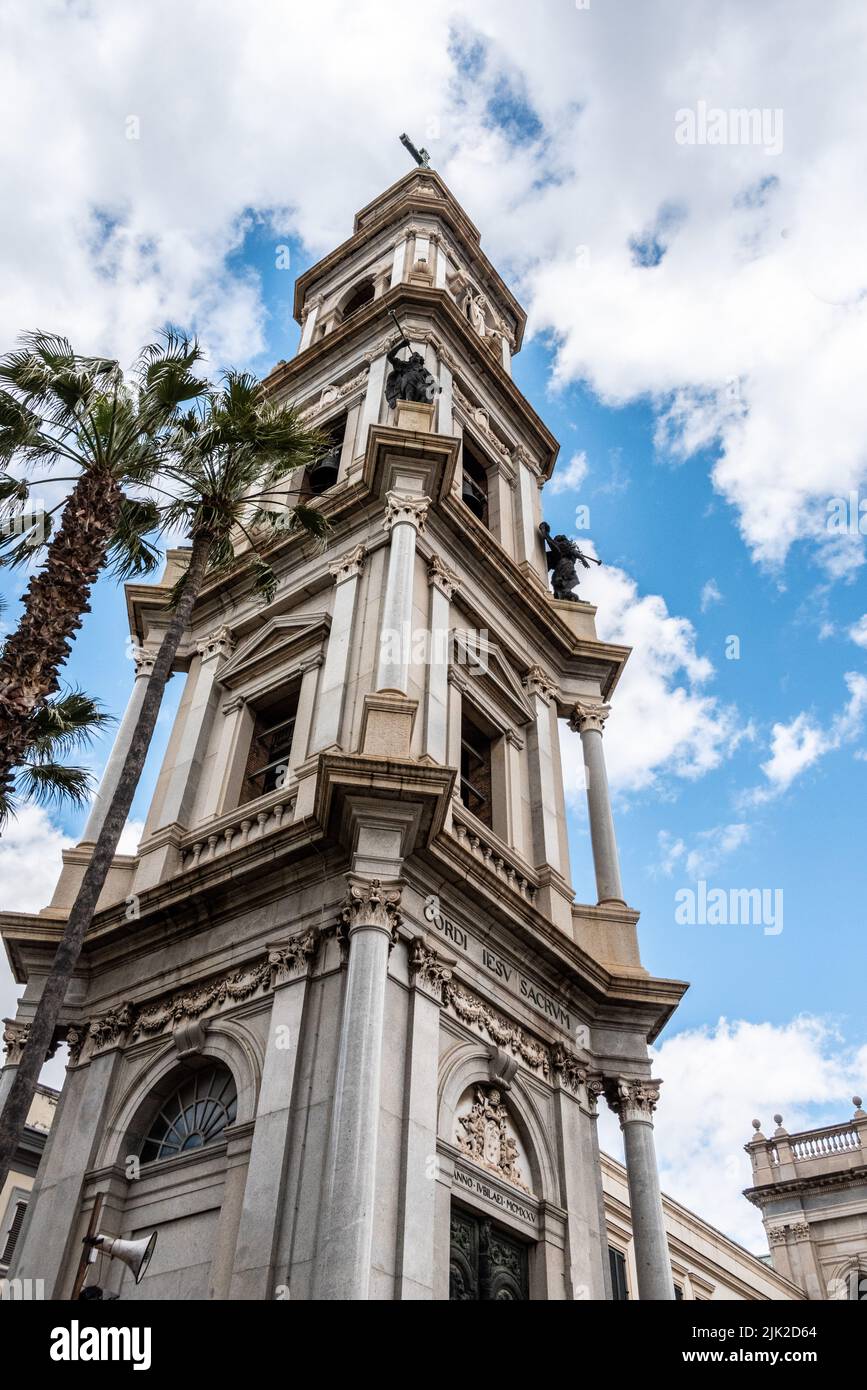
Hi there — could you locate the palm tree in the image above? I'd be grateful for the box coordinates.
[2,687,114,822]
[0,330,207,815]
[0,372,329,1190]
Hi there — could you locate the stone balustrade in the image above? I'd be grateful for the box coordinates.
[789,1124,861,1162]
[180,788,298,872]
[449,808,537,903]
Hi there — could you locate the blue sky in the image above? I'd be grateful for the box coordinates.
[1,0,866,1246]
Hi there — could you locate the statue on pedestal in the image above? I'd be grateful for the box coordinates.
[539,521,596,602]
[385,335,440,407]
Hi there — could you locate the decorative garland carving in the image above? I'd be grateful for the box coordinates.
[443,980,550,1078]
[68,931,320,1065]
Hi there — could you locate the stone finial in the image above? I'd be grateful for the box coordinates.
[773,1114,788,1135]
[853,1095,866,1118]
[752,1118,762,1131]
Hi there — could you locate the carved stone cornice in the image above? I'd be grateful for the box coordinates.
[68,933,319,1066]
[328,544,366,584]
[409,938,453,1002]
[197,625,234,663]
[427,553,459,598]
[443,980,550,1078]
[523,665,557,704]
[339,877,403,935]
[383,491,430,534]
[569,700,611,735]
[604,1076,663,1125]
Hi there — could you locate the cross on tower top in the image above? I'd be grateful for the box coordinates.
[399,131,430,167]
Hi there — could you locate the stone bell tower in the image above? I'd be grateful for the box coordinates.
[2,166,686,1301]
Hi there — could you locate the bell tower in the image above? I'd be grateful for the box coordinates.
[2,166,687,1301]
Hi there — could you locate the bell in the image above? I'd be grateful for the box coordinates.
[461,476,486,520]
[308,445,341,494]
[88,1230,158,1285]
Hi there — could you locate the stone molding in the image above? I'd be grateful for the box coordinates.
[383,491,430,534]
[328,543,366,584]
[569,700,611,736]
[67,931,320,1066]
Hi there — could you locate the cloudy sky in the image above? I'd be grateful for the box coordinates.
[2,0,866,1252]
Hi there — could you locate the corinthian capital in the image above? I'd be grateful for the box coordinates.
[569,700,611,735]
[384,491,430,535]
[196,625,234,663]
[524,665,557,703]
[605,1076,663,1125]
[428,554,458,598]
[340,877,404,936]
[328,544,366,584]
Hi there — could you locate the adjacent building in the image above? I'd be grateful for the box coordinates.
[0,1082,58,1277]
[744,1099,867,1300]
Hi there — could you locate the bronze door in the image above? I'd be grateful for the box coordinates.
[449,1206,529,1301]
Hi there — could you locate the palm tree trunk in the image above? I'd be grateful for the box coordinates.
[0,470,123,812]
[0,532,211,1194]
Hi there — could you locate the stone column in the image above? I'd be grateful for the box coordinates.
[11,1029,128,1295]
[569,701,625,905]
[229,932,319,1299]
[395,939,451,1299]
[298,296,321,352]
[524,667,562,873]
[155,627,234,830]
[375,493,429,694]
[358,351,387,449]
[313,877,403,1300]
[390,236,409,287]
[80,647,155,843]
[424,557,456,763]
[513,447,547,582]
[602,1077,674,1301]
[309,546,366,753]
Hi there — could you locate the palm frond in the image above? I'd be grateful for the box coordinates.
[16,761,94,809]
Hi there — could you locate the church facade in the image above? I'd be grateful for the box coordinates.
[1,169,687,1301]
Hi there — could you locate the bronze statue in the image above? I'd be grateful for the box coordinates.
[539,521,596,602]
[385,336,441,408]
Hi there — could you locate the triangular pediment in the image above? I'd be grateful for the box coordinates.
[219,612,331,690]
[451,630,535,727]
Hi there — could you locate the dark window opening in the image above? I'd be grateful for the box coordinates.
[460,709,493,828]
[240,684,300,804]
[340,278,375,320]
[449,1206,529,1301]
[461,437,489,526]
[674,1283,684,1300]
[308,412,347,495]
[609,1246,629,1301]
[1,1200,28,1267]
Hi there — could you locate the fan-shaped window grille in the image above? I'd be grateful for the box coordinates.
[140,1065,237,1163]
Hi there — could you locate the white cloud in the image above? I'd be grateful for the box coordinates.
[546,449,588,495]
[655,822,750,880]
[117,819,145,856]
[700,578,722,612]
[561,560,742,795]
[0,806,74,1035]
[747,670,867,802]
[849,615,867,649]
[598,1015,867,1250]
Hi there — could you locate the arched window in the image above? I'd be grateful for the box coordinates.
[339,278,375,320]
[140,1064,237,1163]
